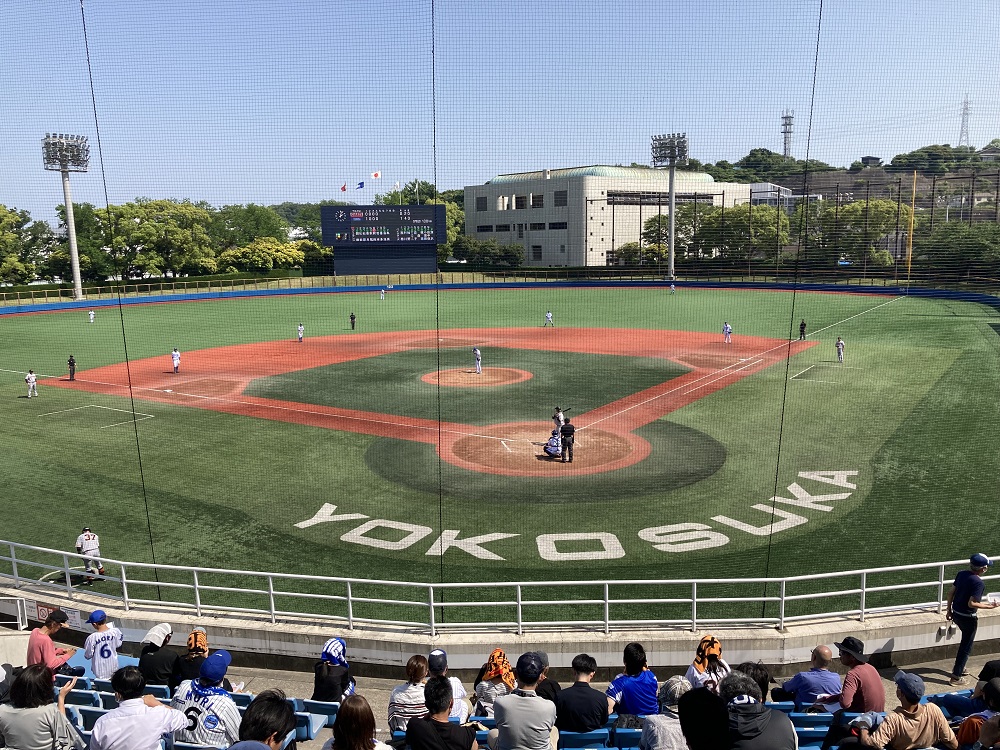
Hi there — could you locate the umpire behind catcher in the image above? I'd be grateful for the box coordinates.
[560,418,576,463]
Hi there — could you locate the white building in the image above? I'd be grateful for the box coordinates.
[464,165,753,267]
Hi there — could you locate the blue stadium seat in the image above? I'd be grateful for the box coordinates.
[286,696,306,712]
[173,743,226,750]
[795,726,828,746]
[229,691,255,707]
[56,674,90,690]
[603,714,618,728]
[392,730,407,743]
[470,715,497,728]
[76,705,109,730]
[62,689,101,707]
[146,684,172,699]
[303,698,340,727]
[93,678,114,693]
[476,729,491,746]
[613,727,641,748]
[294,711,326,741]
[98,691,119,709]
[789,712,834,727]
[765,701,796,714]
[559,728,610,748]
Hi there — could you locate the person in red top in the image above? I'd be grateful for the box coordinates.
[833,637,885,713]
[26,610,85,677]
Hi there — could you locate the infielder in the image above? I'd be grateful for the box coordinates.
[89,310,95,324]
[25,370,38,398]
[297,323,304,343]
[76,526,106,584]
[171,348,181,373]
[544,310,554,327]
[67,355,76,381]
[172,650,241,747]
[723,321,733,344]
[472,347,482,374]
[836,336,845,363]
[83,609,124,679]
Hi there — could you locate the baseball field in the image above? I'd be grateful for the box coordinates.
[2,283,1000,621]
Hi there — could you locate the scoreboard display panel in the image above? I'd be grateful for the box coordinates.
[321,204,445,274]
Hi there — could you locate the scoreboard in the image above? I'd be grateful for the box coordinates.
[321,205,446,275]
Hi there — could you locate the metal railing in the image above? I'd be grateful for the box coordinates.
[0,540,983,635]
[0,597,28,630]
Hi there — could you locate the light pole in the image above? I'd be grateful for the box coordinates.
[42,133,90,300]
[651,133,688,279]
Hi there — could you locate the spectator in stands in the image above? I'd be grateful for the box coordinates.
[406,675,479,750]
[953,677,1000,748]
[847,670,956,749]
[490,652,557,750]
[171,649,241,747]
[947,553,999,687]
[312,637,357,704]
[554,653,609,733]
[677,688,729,750]
[718,670,796,750]
[770,645,842,707]
[474,648,515,717]
[388,654,429,732]
[733,662,771,702]
[139,623,179,687]
[322,694,392,750]
[0,663,13,705]
[930,658,1000,719]
[428,648,469,722]
[638,675,691,750]
[25,609,84,677]
[89,665,187,750]
[171,627,206,690]
[0,664,84,749]
[230,688,298,750]
[683,635,730,695]
[814,637,885,714]
[606,642,659,725]
[534,652,561,703]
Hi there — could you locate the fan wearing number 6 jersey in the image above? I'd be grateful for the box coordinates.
[84,610,124,679]
[171,649,241,747]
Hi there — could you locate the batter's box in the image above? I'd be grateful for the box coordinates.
[36,404,155,429]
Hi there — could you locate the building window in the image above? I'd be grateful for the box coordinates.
[560,245,566,253]
[517,223,524,239]
[497,196,508,211]
[477,225,493,232]
[529,222,545,231]
[495,224,511,232]
[554,190,568,207]
[548,222,567,229]
[515,195,527,210]
[476,196,487,212]
[531,193,544,208]
[532,245,543,261]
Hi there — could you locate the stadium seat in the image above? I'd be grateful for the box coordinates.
[63,689,101,707]
[146,683,173,699]
[230,691,255,707]
[302,698,340,727]
[173,743,226,750]
[76,705,109,730]
[765,701,796,714]
[795,726,828,747]
[294,711,326,741]
[56,674,90,690]
[286,696,306,712]
[603,714,618,728]
[93,678,114,693]
[789,712,834,727]
[392,730,407,743]
[98,691,119,709]
[470,715,497,728]
[559,728,610,748]
[613,727,641,748]
[476,729,490,746]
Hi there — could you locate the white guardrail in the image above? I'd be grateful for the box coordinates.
[0,540,987,635]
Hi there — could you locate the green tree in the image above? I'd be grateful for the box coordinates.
[375,179,438,206]
[833,199,909,264]
[695,203,789,260]
[914,222,1000,277]
[129,199,217,277]
[218,237,305,274]
[210,204,288,250]
[450,235,523,268]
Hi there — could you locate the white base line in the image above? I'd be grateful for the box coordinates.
[790,365,815,380]
[500,440,512,452]
[795,379,839,384]
[36,403,155,428]
[100,416,154,429]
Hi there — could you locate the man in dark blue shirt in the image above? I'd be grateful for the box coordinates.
[555,654,608,732]
[947,553,999,686]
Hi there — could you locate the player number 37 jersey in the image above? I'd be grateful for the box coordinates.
[76,532,100,554]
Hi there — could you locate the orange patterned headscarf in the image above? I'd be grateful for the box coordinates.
[482,648,516,690]
[187,629,208,655]
[692,635,722,674]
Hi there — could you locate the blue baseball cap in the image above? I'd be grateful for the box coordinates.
[200,649,231,684]
[86,610,106,625]
[972,553,994,568]
[893,670,925,702]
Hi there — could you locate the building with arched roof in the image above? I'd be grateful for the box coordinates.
[464,165,753,267]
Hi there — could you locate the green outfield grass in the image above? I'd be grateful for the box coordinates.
[2,285,1000,618]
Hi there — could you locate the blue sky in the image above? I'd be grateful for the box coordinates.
[2,0,998,224]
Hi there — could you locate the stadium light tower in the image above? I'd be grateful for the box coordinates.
[651,133,688,279]
[42,133,90,300]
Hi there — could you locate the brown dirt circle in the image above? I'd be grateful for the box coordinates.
[421,368,533,387]
[440,421,651,477]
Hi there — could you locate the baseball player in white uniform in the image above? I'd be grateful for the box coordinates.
[84,609,124,679]
[836,336,845,363]
[473,347,482,374]
[552,407,566,448]
[25,370,38,398]
[172,650,241,747]
[723,321,733,344]
[171,348,181,373]
[76,526,105,584]
[89,310,95,324]
[544,310,554,327]
[380,288,385,300]
[297,323,304,343]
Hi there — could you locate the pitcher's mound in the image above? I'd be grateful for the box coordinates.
[422,368,533,387]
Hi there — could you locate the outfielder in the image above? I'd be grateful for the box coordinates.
[723,321,733,344]
[544,310,554,327]
[25,370,38,398]
[76,526,105,584]
[172,650,241,747]
[473,347,482,374]
[297,323,304,343]
[836,336,845,363]
[171,348,181,373]
[83,609,124,679]
[89,310,95,324]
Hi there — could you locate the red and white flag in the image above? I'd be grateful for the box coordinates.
[340,183,347,192]
[371,171,381,179]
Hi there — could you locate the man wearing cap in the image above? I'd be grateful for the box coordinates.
[171,649,241,747]
[491,652,558,750]
[534,652,561,702]
[639,676,691,750]
[89,665,187,750]
[947,553,999,686]
[138,623,179,687]
[719,670,796,750]
[850,671,956,749]
[26,609,84,676]
[555,654,609,733]
[819,637,884,714]
[429,649,470,722]
[770,645,842,708]
[84,610,124,680]
[75,526,105,585]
